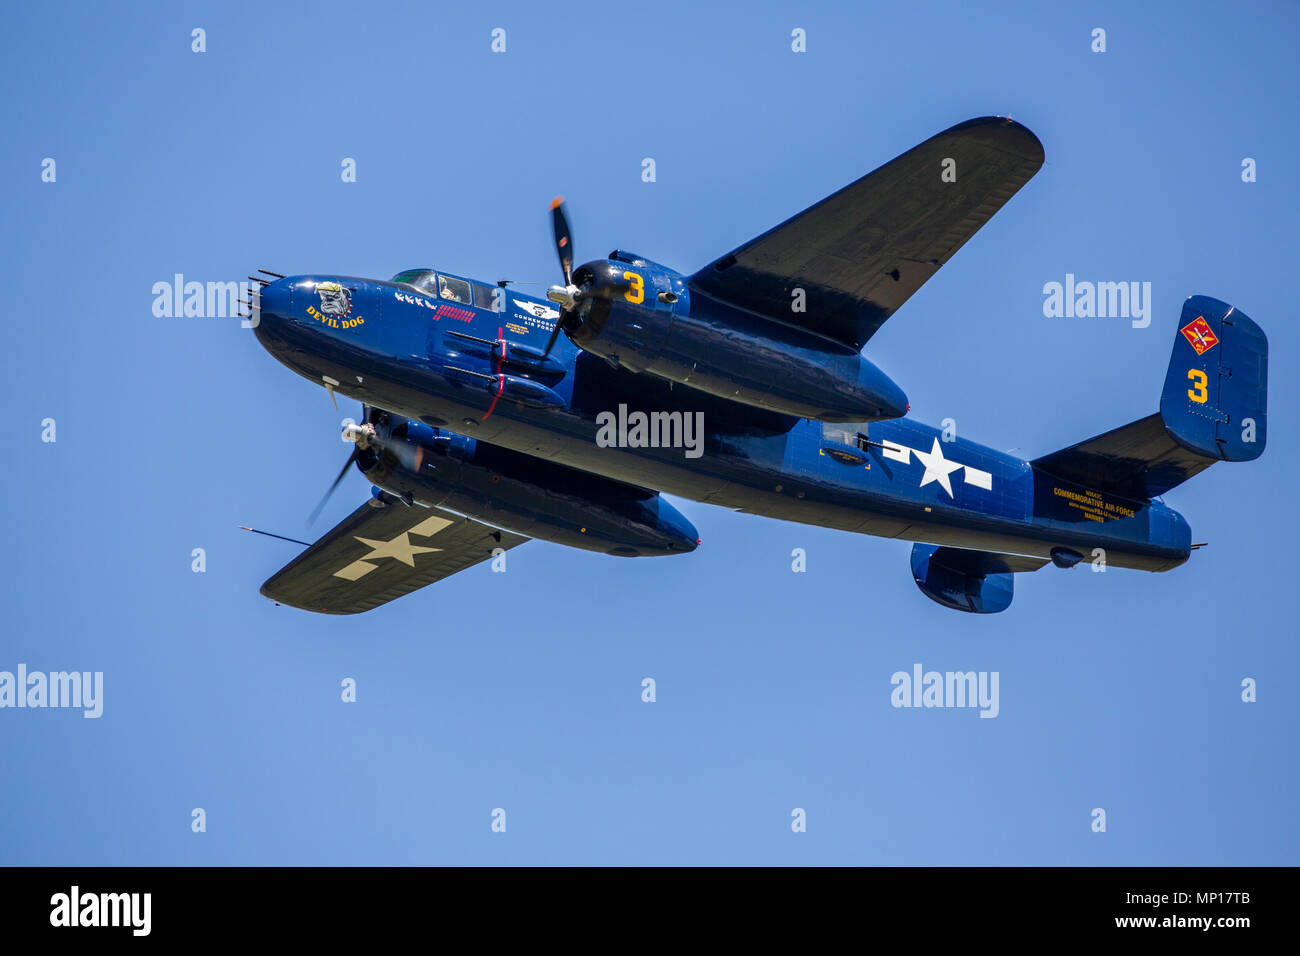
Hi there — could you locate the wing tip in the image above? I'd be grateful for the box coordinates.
[258,581,365,615]
[945,115,1045,168]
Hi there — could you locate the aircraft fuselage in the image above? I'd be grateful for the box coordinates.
[253,270,1191,573]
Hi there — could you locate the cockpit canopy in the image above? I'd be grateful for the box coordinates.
[391,269,438,295]
[392,268,497,309]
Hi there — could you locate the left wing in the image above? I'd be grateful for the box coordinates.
[261,499,527,614]
[688,116,1044,351]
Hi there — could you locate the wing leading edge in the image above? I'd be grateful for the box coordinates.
[688,116,1045,351]
[260,499,528,614]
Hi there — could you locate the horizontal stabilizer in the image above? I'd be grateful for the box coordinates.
[1031,413,1212,499]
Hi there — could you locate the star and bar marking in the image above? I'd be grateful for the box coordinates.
[333,514,456,581]
[879,437,993,499]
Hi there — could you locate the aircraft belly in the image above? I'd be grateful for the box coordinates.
[317,368,1182,572]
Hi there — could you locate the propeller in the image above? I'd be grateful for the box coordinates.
[543,196,585,359]
[307,447,359,527]
[541,195,635,358]
[306,405,431,526]
[551,196,574,286]
[306,404,376,527]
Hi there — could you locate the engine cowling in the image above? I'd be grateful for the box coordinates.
[357,414,699,557]
[564,255,908,423]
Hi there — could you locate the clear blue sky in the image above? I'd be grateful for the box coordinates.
[2,0,1295,865]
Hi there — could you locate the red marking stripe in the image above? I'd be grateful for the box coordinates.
[435,304,475,322]
[481,327,507,422]
[482,374,505,421]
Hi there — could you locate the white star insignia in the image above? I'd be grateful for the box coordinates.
[912,437,963,498]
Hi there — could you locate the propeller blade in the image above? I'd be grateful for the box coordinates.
[307,447,359,527]
[541,316,566,359]
[550,196,573,286]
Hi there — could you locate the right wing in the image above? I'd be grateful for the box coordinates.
[260,499,527,614]
[688,116,1044,351]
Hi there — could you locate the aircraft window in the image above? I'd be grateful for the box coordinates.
[821,422,855,446]
[392,269,438,295]
[821,421,877,452]
[472,283,503,312]
[438,275,472,304]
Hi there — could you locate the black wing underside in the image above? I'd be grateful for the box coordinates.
[261,500,528,614]
[688,116,1045,351]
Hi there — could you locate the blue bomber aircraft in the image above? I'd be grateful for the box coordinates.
[246,117,1267,614]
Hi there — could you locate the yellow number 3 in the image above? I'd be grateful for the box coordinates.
[1187,368,1209,404]
[622,271,644,305]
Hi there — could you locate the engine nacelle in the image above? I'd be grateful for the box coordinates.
[566,254,908,422]
[357,415,699,557]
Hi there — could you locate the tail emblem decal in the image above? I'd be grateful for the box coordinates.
[1180,315,1220,355]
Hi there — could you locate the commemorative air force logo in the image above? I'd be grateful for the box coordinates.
[1180,315,1219,355]
[514,298,559,321]
[316,281,352,317]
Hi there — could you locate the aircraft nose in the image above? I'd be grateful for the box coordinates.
[256,279,290,324]
[250,278,290,349]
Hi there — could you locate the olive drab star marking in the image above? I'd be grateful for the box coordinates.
[333,514,455,581]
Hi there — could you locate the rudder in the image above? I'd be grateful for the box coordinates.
[1160,295,1267,462]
